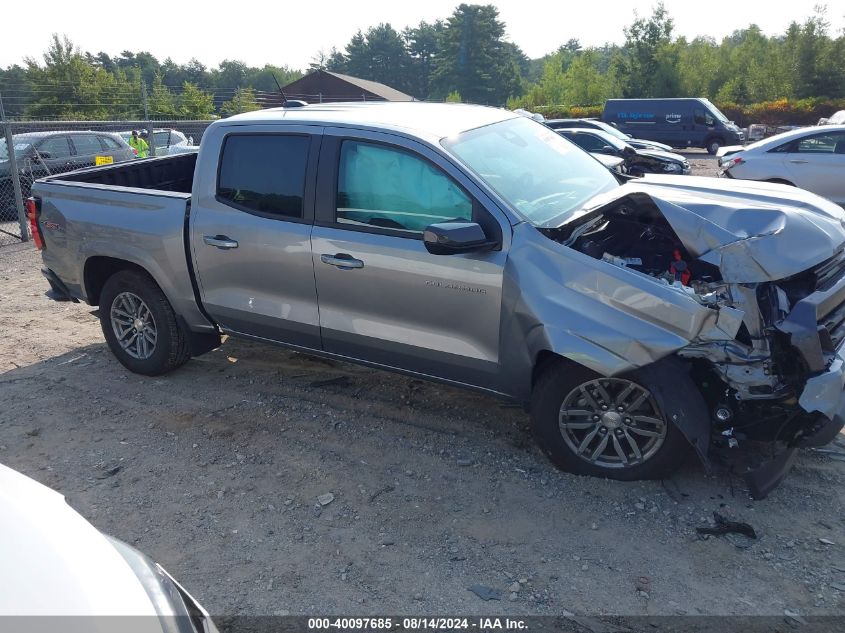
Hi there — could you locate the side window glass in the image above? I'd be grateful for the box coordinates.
[797,133,844,153]
[154,131,171,147]
[37,136,72,158]
[71,134,104,156]
[694,109,706,125]
[336,141,472,234]
[566,134,600,151]
[100,136,122,150]
[217,134,310,219]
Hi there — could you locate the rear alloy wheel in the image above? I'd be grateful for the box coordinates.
[531,362,690,480]
[110,291,158,360]
[99,269,191,375]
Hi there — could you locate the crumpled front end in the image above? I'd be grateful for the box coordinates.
[510,177,845,496]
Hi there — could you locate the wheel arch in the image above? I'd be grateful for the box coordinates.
[84,256,151,306]
[85,257,220,357]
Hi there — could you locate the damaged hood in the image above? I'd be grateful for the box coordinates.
[579,176,845,282]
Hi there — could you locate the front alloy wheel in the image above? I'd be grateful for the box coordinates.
[531,362,690,480]
[558,378,666,469]
[110,291,158,360]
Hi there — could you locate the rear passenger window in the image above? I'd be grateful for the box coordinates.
[796,133,845,153]
[71,134,104,155]
[336,140,472,234]
[99,136,123,150]
[217,135,310,219]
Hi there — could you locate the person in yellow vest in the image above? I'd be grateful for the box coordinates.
[129,130,148,158]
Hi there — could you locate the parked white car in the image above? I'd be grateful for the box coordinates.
[718,125,845,206]
[118,129,199,156]
[0,462,217,631]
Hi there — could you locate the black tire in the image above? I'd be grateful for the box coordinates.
[705,137,724,155]
[99,269,191,376]
[530,361,691,480]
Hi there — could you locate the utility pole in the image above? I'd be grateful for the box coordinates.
[141,82,155,157]
[0,91,29,241]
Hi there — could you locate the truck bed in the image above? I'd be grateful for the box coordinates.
[32,151,213,335]
[47,153,197,193]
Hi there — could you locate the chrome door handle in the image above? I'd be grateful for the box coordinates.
[321,253,364,269]
[203,235,239,249]
[789,159,809,164]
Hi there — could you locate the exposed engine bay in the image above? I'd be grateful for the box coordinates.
[559,195,723,292]
[540,190,845,484]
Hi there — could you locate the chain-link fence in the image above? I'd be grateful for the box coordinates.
[0,116,213,245]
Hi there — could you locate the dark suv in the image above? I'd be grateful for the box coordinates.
[0,131,134,220]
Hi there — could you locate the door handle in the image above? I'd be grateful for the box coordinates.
[789,159,809,164]
[321,253,364,270]
[203,235,239,249]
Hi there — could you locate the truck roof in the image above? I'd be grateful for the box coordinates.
[219,102,517,141]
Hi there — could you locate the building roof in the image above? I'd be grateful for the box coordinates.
[221,101,516,143]
[320,71,414,102]
[281,70,414,102]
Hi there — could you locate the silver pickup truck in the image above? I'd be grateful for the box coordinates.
[28,102,845,497]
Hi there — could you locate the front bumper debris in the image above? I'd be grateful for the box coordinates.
[744,448,799,500]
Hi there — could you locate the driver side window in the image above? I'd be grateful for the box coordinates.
[694,109,714,126]
[336,141,473,235]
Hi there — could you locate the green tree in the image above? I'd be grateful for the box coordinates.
[147,74,177,118]
[619,1,677,97]
[404,21,443,99]
[220,87,261,117]
[177,82,214,118]
[24,34,141,120]
[333,24,413,94]
[431,4,524,105]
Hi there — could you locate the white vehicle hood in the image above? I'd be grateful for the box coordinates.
[0,463,157,617]
[578,176,845,282]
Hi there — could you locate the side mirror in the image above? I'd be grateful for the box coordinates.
[601,145,616,154]
[423,222,497,255]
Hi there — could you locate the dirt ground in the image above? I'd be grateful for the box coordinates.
[1,158,845,619]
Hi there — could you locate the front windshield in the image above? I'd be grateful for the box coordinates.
[0,139,32,161]
[702,99,729,123]
[442,117,618,227]
[593,120,629,141]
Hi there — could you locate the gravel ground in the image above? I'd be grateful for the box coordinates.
[1,159,845,619]
[681,149,722,177]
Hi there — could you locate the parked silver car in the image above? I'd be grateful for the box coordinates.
[718,125,845,206]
